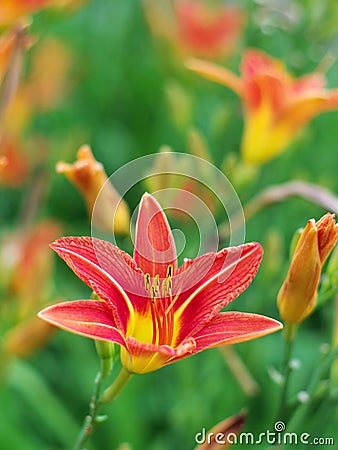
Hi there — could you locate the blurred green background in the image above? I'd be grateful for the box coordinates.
[0,0,337,449]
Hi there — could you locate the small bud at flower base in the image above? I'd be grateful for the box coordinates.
[95,340,115,377]
[277,213,338,324]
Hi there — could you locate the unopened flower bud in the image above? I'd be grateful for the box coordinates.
[194,412,246,449]
[277,213,338,324]
[3,317,55,357]
[95,340,115,377]
[56,145,130,235]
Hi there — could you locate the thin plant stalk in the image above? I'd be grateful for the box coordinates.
[276,323,297,423]
[73,367,132,450]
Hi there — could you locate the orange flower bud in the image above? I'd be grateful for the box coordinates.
[57,145,130,235]
[194,412,245,449]
[0,156,7,171]
[0,221,62,314]
[277,213,338,324]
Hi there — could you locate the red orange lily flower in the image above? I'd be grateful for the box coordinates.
[144,0,244,60]
[187,49,338,164]
[38,193,281,374]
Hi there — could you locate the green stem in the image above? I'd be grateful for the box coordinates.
[73,371,105,450]
[287,347,338,431]
[101,367,132,403]
[276,323,297,423]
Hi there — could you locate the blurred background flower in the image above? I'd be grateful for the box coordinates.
[187,49,338,164]
[0,221,61,364]
[144,0,245,61]
[0,0,337,448]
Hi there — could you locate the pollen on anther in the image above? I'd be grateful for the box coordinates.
[144,273,151,291]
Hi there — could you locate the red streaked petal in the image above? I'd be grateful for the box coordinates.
[38,300,126,346]
[50,237,142,333]
[134,193,177,278]
[174,243,263,343]
[191,312,282,351]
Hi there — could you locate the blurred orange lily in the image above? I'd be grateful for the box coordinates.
[187,49,338,164]
[0,156,7,171]
[144,0,244,60]
[0,0,51,26]
[39,193,282,374]
[278,213,338,324]
[0,135,30,187]
[1,221,61,358]
[0,30,19,85]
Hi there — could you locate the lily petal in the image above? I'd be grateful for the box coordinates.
[38,300,126,346]
[50,237,142,332]
[134,193,177,278]
[122,336,196,374]
[185,57,243,96]
[241,49,285,79]
[174,243,263,342]
[191,311,282,352]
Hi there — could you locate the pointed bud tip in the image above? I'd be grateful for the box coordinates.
[77,144,94,160]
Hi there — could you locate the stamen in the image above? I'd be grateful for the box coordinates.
[144,273,151,291]
[151,286,157,303]
[166,264,173,278]
[153,274,160,294]
[162,264,173,297]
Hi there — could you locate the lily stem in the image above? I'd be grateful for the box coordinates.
[101,367,132,403]
[73,370,105,450]
[72,365,131,450]
[276,322,297,423]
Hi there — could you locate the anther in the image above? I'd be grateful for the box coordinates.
[166,264,173,278]
[153,274,160,294]
[144,273,151,291]
[151,286,157,303]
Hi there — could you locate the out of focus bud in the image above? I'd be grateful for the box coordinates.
[26,37,72,112]
[0,135,30,187]
[3,316,55,357]
[0,30,18,85]
[0,156,7,171]
[0,25,31,131]
[277,213,338,324]
[145,147,217,221]
[0,220,61,315]
[188,128,212,161]
[194,412,245,449]
[0,221,61,360]
[56,145,130,235]
[165,80,192,131]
